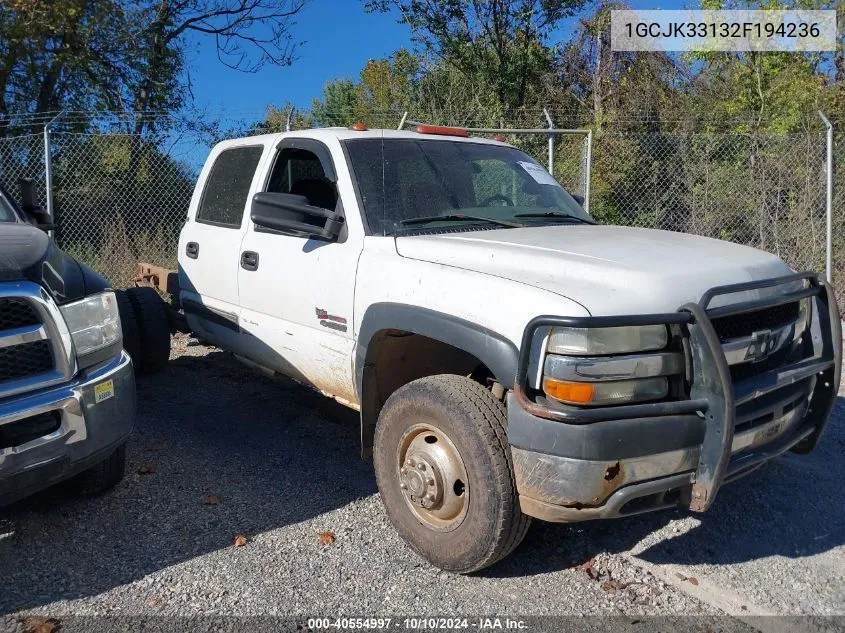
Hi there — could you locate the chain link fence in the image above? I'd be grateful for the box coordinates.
[0,116,840,306]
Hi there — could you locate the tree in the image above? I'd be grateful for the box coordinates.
[129,0,306,135]
[0,0,134,129]
[311,79,357,127]
[365,0,586,114]
[0,0,307,136]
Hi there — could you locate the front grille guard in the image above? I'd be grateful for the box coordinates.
[513,271,842,513]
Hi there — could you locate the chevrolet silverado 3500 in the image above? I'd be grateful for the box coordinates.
[159,126,841,573]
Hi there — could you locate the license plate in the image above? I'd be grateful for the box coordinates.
[94,379,115,403]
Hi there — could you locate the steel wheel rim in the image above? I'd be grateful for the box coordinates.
[396,422,469,532]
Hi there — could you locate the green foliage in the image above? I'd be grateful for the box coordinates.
[365,0,585,113]
[0,1,306,135]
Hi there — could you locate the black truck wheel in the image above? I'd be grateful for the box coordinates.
[126,286,170,375]
[115,289,141,368]
[69,443,127,496]
[373,374,531,573]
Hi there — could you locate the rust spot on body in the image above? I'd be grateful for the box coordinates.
[604,462,621,481]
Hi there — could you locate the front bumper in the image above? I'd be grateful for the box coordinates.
[0,351,136,506]
[509,273,841,523]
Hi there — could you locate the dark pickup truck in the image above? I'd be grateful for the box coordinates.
[0,182,136,505]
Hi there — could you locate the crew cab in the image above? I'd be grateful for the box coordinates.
[175,126,841,573]
[0,181,136,505]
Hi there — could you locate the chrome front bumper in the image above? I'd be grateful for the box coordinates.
[509,273,841,523]
[0,351,136,505]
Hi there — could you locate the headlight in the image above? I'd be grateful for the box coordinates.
[797,297,812,335]
[542,324,676,407]
[60,291,122,367]
[547,325,668,356]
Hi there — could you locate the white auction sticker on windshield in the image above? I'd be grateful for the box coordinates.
[518,161,558,186]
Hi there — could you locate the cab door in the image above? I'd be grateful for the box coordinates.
[236,138,364,405]
[178,142,267,354]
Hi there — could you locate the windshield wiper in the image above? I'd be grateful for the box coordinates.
[513,211,596,225]
[400,214,522,228]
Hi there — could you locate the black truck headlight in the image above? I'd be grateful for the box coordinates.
[542,325,681,406]
[60,291,122,368]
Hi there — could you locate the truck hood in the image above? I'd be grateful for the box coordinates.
[395,225,795,315]
[0,223,109,304]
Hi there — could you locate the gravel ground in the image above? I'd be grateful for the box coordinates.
[1,336,843,627]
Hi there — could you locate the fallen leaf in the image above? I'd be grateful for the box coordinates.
[22,618,60,633]
[318,531,336,546]
[233,534,248,547]
[600,579,630,592]
[147,596,164,607]
[137,463,155,475]
[575,558,594,571]
[687,576,699,586]
[203,494,222,505]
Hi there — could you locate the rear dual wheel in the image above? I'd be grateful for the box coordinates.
[373,374,530,573]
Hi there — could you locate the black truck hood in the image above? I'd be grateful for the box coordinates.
[0,223,109,304]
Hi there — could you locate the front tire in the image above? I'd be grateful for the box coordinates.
[68,443,126,496]
[373,374,530,573]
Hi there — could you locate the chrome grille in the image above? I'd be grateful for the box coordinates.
[0,340,53,382]
[0,282,75,398]
[711,301,800,342]
[709,297,813,455]
[0,298,40,330]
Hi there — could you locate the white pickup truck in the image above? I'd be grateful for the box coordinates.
[161,125,840,573]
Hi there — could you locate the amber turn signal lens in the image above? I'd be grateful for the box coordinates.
[542,378,594,404]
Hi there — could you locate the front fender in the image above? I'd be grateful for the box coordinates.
[354,302,519,457]
[355,302,519,398]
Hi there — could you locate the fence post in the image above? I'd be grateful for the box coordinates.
[583,129,593,215]
[819,111,833,284]
[43,111,63,229]
[543,108,554,174]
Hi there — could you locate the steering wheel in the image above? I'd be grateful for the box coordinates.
[481,193,514,207]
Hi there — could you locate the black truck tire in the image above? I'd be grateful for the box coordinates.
[373,374,531,573]
[115,289,141,368]
[69,443,127,496]
[126,286,170,375]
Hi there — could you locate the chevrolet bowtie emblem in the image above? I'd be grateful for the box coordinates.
[745,329,778,362]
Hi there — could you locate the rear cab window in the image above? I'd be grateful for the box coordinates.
[196,146,264,228]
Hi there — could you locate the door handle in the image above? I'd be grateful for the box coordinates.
[186,242,199,259]
[240,250,259,271]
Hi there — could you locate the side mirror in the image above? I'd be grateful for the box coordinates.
[251,192,344,241]
[571,194,585,207]
[18,178,54,231]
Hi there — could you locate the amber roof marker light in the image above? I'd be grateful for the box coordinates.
[415,125,469,138]
[351,123,369,131]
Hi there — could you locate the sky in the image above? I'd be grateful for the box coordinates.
[185,2,411,121]
[184,0,690,123]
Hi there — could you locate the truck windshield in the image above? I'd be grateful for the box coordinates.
[344,138,591,236]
